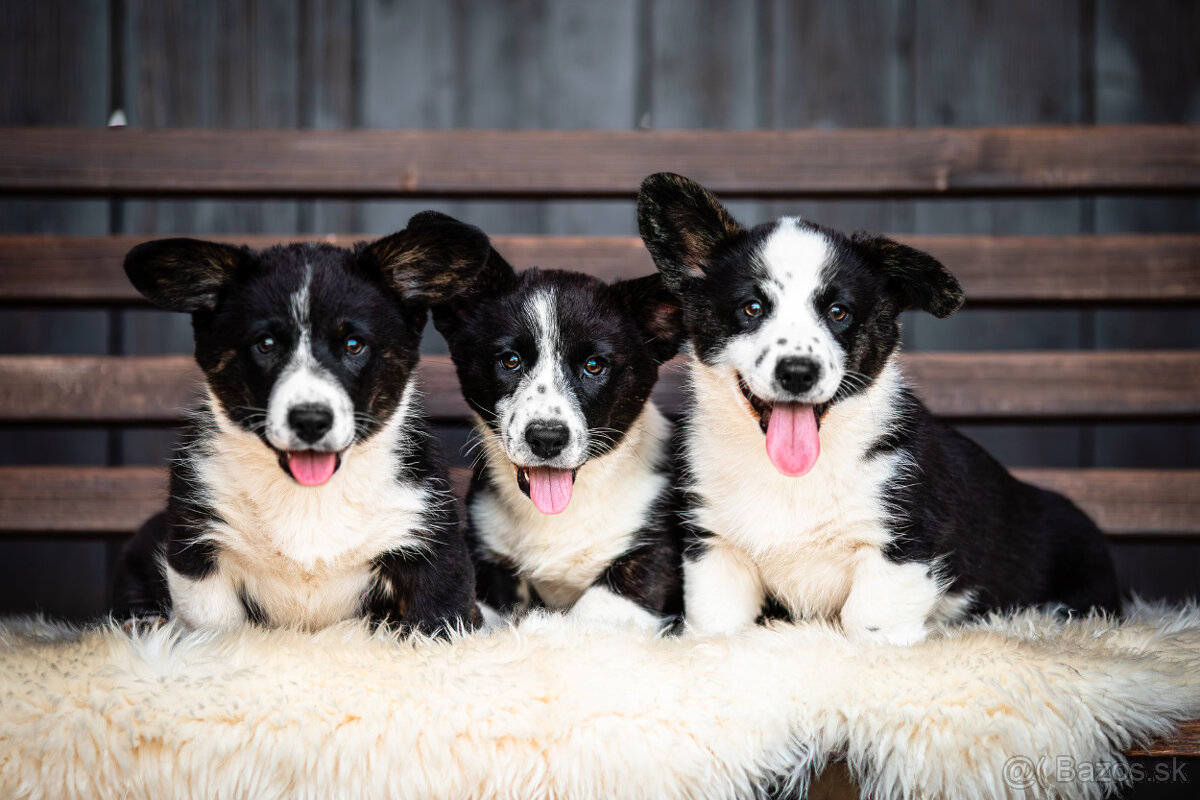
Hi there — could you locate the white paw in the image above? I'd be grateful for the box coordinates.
[683,614,756,637]
[570,586,665,631]
[477,602,506,631]
[845,621,928,646]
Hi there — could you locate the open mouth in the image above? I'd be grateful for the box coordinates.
[736,373,822,478]
[279,450,343,487]
[515,464,578,515]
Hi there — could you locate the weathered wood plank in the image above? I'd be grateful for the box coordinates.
[1,351,1198,423]
[1017,469,1200,537]
[120,0,301,236]
[0,0,115,625]
[0,466,167,535]
[2,465,1197,539]
[4,233,1200,305]
[297,0,358,235]
[2,126,1198,198]
[1092,0,1200,478]
[764,0,910,232]
[1130,719,1200,758]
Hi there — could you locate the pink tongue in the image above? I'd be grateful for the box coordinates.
[527,467,574,515]
[288,452,338,487]
[765,403,820,477]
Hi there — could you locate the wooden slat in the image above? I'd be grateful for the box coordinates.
[1,466,1197,539]
[900,351,1200,419]
[0,466,167,535]
[1012,469,1200,537]
[1,352,1197,424]
[1131,720,1200,758]
[1,126,1198,198]
[3,234,1200,306]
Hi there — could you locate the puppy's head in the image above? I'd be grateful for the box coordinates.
[124,220,490,487]
[429,217,682,515]
[637,172,963,477]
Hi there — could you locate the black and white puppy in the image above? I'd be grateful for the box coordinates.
[112,220,491,635]
[425,212,686,629]
[637,172,1119,644]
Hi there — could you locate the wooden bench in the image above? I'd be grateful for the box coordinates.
[0,125,1196,756]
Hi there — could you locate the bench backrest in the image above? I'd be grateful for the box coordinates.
[1,126,1198,540]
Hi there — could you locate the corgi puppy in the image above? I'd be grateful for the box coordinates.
[112,219,491,634]
[637,172,1119,644]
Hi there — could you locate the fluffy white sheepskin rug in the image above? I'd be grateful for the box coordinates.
[1,604,1198,800]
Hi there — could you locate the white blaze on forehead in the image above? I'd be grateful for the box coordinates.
[494,288,589,467]
[717,218,845,403]
[265,264,356,453]
[757,218,833,299]
[290,266,311,333]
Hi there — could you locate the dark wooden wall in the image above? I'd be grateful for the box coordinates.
[1,0,1197,620]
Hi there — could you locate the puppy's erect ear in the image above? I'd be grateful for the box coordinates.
[123,238,253,314]
[365,213,492,305]
[637,172,743,294]
[429,244,521,341]
[408,211,517,297]
[854,234,965,318]
[609,273,685,363]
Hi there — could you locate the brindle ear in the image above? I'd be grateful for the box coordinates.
[637,172,743,295]
[609,273,685,363]
[405,212,520,341]
[365,213,492,305]
[123,238,253,314]
[854,234,965,318]
[429,244,521,341]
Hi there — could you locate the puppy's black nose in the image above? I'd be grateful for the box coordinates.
[775,357,820,396]
[288,404,334,444]
[525,422,570,459]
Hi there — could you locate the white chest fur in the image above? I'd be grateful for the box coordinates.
[685,359,911,620]
[187,395,432,629]
[471,403,671,608]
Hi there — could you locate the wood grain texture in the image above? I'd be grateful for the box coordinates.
[1129,719,1200,758]
[2,126,1198,198]
[763,0,910,233]
[5,233,1200,305]
[3,465,1198,540]
[2,351,1198,423]
[0,466,167,535]
[1016,469,1200,537]
[0,0,115,623]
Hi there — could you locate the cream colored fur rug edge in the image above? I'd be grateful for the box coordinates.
[0,602,1197,800]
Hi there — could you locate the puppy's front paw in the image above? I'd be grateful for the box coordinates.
[477,602,507,631]
[844,620,928,647]
[570,586,665,632]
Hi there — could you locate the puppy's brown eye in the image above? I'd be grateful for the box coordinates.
[345,336,365,356]
[500,352,521,370]
[583,356,606,376]
[828,304,849,323]
[743,300,763,318]
[255,335,276,354]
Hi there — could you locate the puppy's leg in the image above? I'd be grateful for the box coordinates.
[840,551,941,646]
[571,585,665,630]
[111,512,172,631]
[378,532,484,636]
[165,565,247,632]
[683,539,765,635]
[572,536,681,630]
